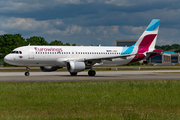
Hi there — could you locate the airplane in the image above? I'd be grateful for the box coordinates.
[4,19,162,76]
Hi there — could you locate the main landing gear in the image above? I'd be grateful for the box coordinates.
[88,70,96,76]
[25,66,30,76]
[70,72,77,76]
[70,70,96,76]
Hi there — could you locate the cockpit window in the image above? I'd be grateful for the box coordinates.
[11,51,22,54]
[11,51,16,54]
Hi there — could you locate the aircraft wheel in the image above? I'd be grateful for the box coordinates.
[70,72,77,76]
[25,72,30,76]
[88,70,96,76]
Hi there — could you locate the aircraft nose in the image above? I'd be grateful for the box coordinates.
[4,54,12,64]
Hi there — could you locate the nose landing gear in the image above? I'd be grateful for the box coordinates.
[25,66,30,76]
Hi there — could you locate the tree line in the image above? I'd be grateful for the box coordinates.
[155,44,180,52]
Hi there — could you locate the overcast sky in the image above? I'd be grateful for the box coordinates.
[0,0,180,46]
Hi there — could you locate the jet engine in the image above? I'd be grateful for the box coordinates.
[66,61,86,72]
[40,66,62,72]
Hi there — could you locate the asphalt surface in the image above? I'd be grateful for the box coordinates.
[0,70,180,82]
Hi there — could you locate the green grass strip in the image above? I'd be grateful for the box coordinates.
[0,80,180,119]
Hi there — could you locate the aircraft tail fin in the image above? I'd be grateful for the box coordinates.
[133,19,160,53]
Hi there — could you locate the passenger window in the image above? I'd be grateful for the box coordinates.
[19,51,22,54]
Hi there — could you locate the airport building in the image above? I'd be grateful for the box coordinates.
[116,40,180,64]
[116,40,136,47]
[146,52,180,64]
[146,53,171,63]
[171,53,180,63]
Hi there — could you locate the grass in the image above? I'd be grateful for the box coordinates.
[0,80,180,119]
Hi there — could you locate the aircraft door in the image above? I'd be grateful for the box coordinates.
[28,48,34,59]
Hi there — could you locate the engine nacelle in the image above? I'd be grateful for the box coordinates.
[66,61,86,72]
[40,66,62,72]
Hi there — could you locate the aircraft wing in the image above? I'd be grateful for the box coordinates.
[80,53,143,63]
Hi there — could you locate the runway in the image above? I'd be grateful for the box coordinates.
[0,70,180,82]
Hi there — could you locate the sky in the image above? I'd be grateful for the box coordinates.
[0,0,180,46]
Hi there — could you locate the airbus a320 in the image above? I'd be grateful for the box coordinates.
[4,19,162,76]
